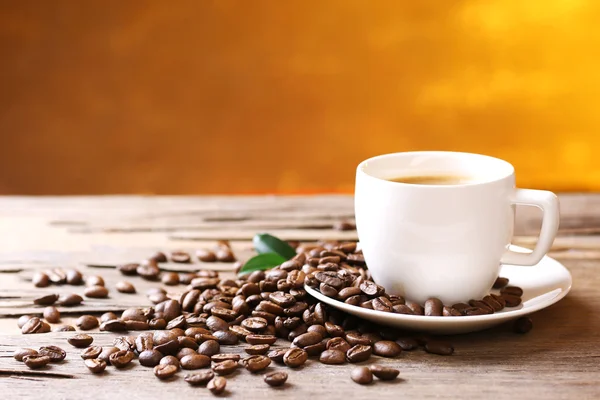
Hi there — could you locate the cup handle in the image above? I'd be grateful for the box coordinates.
[500,189,560,266]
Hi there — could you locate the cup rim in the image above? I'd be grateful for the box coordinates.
[357,151,515,188]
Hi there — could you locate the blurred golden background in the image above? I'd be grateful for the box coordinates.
[0,0,597,194]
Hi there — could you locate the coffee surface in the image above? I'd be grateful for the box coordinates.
[388,175,474,185]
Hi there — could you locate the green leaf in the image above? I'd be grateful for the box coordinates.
[238,253,287,274]
[253,233,297,259]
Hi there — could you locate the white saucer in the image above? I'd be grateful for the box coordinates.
[305,246,572,334]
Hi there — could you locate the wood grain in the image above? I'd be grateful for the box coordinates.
[0,195,599,399]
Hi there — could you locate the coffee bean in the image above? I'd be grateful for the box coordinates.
[162,272,180,286]
[359,281,384,296]
[216,248,236,262]
[57,293,83,307]
[149,251,168,263]
[315,271,344,290]
[346,332,371,346]
[124,320,150,331]
[23,355,51,369]
[100,312,117,323]
[283,348,308,368]
[304,340,327,356]
[177,348,197,360]
[320,349,346,364]
[154,363,178,380]
[514,317,533,334]
[320,283,339,297]
[80,346,102,359]
[212,359,238,375]
[373,340,402,358]
[198,340,220,357]
[17,315,33,328]
[178,336,198,350]
[502,294,522,307]
[264,371,288,387]
[116,281,136,294]
[22,317,51,334]
[113,336,136,352]
[241,317,268,332]
[33,293,59,306]
[43,306,61,323]
[245,344,270,355]
[351,366,373,385]
[293,331,322,348]
[324,322,344,337]
[196,249,217,262]
[160,355,180,369]
[502,285,524,297]
[14,348,38,361]
[97,346,119,362]
[243,355,272,372]
[181,354,211,370]
[115,263,138,276]
[171,251,191,263]
[76,315,99,330]
[109,350,134,368]
[32,272,50,287]
[139,350,163,367]
[493,276,509,288]
[85,275,104,287]
[443,306,462,316]
[245,334,277,345]
[424,298,443,316]
[405,300,425,315]
[208,376,227,394]
[68,334,94,348]
[137,263,160,280]
[185,370,215,386]
[346,344,372,363]
[306,324,327,337]
[100,319,128,332]
[53,324,76,332]
[370,365,399,380]
[84,285,109,298]
[326,337,350,353]
[338,287,361,301]
[48,268,67,284]
[64,269,83,285]
[395,337,419,351]
[482,295,503,312]
[85,358,107,373]
[469,300,494,314]
[268,348,287,363]
[425,340,454,356]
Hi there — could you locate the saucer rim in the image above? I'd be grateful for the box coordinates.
[304,246,572,325]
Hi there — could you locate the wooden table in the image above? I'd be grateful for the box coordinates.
[0,195,598,399]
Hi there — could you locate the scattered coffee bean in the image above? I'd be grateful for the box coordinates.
[57,293,83,307]
[66,269,83,285]
[22,317,51,334]
[32,272,50,287]
[85,275,104,287]
[81,346,102,359]
[181,354,211,370]
[245,344,270,355]
[443,306,462,316]
[293,331,322,348]
[501,286,523,297]
[424,298,443,316]
[116,281,136,294]
[100,312,117,323]
[23,355,51,369]
[43,306,61,323]
[84,285,109,298]
[211,354,241,363]
[53,324,76,332]
[139,350,164,367]
[48,268,67,284]
[197,249,217,262]
[493,277,509,289]
[246,334,277,345]
[212,359,238,375]
[185,370,215,386]
[33,293,59,306]
[154,363,178,380]
[395,337,419,351]
[97,346,119,362]
[208,376,227,394]
[502,294,522,307]
[100,319,127,332]
[160,355,180,369]
[117,263,140,276]
[405,300,425,315]
[346,344,372,363]
[244,355,271,372]
[320,349,346,365]
[425,340,454,356]
[14,348,38,361]
[150,252,168,263]
[514,317,533,334]
[264,371,288,387]
[267,348,287,364]
[109,350,134,368]
[216,248,236,262]
[370,365,399,380]
[373,341,402,358]
[171,251,191,263]
[351,366,373,385]
[68,334,94,348]
[137,263,160,280]
[162,272,180,286]
[198,340,220,357]
[85,358,107,373]
[77,315,99,330]
[17,315,33,329]
[283,348,308,368]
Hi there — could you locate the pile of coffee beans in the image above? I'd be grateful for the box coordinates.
[15,239,533,394]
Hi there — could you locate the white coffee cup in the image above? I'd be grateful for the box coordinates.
[355,151,560,305]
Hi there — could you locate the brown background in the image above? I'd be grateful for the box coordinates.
[1,0,599,194]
